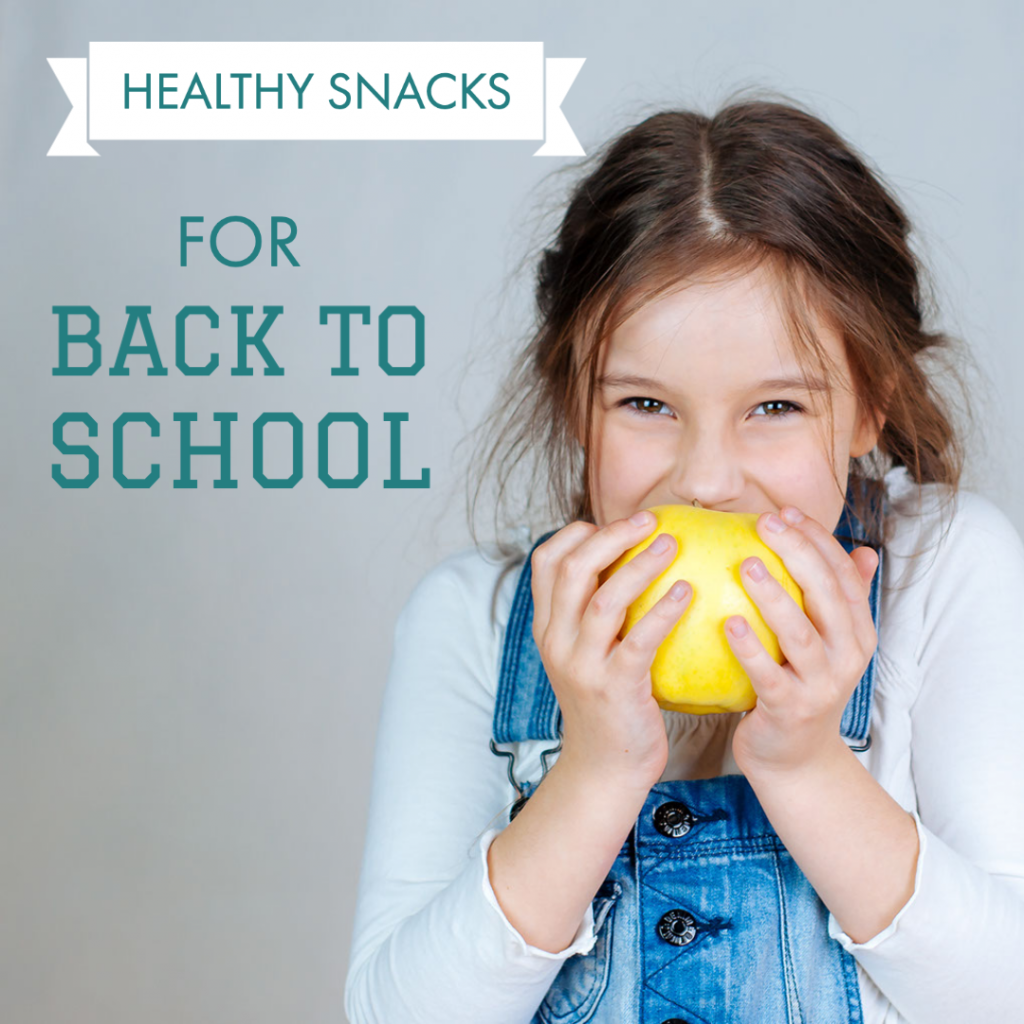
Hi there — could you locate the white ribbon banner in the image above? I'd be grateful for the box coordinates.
[47,41,585,158]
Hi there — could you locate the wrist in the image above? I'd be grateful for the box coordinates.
[736,734,852,785]
[554,744,663,802]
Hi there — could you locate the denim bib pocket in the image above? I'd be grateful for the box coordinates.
[536,879,623,1024]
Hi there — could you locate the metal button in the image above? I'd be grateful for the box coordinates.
[657,909,697,946]
[661,1020,688,1024]
[653,801,696,837]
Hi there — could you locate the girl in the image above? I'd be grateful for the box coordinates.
[344,93,1024,1024]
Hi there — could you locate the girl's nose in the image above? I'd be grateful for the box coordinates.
[668,430,743,509]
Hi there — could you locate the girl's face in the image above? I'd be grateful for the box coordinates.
[587,265,884,532]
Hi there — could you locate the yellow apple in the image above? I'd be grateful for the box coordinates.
[597,504,805,714]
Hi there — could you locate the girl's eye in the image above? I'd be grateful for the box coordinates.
[621,397,672,417]
[619,397,805,420]
[751,400,804,420]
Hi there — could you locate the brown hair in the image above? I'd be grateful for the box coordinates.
[458,88,982,598]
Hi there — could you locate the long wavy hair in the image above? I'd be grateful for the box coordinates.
[456,89,982,610]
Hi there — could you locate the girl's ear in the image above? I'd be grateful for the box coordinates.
[851,375,894,457]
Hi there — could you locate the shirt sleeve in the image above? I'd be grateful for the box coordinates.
[826,492,1024,1022]
[343,552,598,1024]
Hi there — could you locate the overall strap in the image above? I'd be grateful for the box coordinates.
[492,525,562,745]
[834,489,887,748]
[493,485,887,750]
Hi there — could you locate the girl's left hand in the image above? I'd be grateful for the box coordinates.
[729,505,880,777]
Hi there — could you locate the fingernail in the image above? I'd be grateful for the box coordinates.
[668,580,690,601]
[630,510,653,527]
[651,533,672,554]
[746,558,768,582]
[765,513,787,533]
[728,617,749,638]
[781,506,804,525]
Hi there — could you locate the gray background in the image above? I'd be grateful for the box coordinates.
[1,2,1021,1022]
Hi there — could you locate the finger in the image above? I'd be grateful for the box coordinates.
[541,513,659,652]
[778,505,879,653]
[610,578,693,676]
[578,530,682,654]
[754,510,858,656]
[723,614,793,709]
[531,521,596,639]
[849,545,882,652]
[739,555,833,684]
[852,545,880,589]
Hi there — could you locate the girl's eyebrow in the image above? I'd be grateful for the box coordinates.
[597,372,830,395]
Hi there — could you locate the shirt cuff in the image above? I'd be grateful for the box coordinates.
[475,825,598,960]
[827,807,927,951]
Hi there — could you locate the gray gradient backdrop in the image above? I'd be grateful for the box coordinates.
[1,2,1021,1022]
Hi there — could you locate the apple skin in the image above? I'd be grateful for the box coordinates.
[597,504,805,714]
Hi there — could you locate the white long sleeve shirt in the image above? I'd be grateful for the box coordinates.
[344,466,1024,1024]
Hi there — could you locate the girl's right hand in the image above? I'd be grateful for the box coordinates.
[530,512,693,791]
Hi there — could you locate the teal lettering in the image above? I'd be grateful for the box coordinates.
[180,73,212,109]
[329,73,351,109]
[383,412,429,488]
[158,72,178,109]
[172,412,238,488]
[255,72,283,109]
[318,412,368,488]
[124,73,152,109]
[320,306,368,376]
[230,306,284,376]
[270,217,299,267]
[175,306,220,375]
[180,216,204,266]
[52,412,99,488]
[287,72,314,108]
[489,73,510,109]
[395,73,425,109]
[113,413,160,488]
[427,73,456,109]
[215,73,230,109]
[109,306,168,376]
[209,215,262,267]
[357,73,389,109]
[52,305,101,376]
[230,72,252,108]
[253,413,303,488]
[379,305,424,375]
[461,73,485,109]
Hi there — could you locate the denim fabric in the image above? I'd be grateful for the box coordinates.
[491,486,885,1023]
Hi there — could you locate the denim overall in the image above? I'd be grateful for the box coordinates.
[489,489,885,1024]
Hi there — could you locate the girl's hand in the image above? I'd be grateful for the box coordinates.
[728,505,881,778]
[531,513,694,790]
